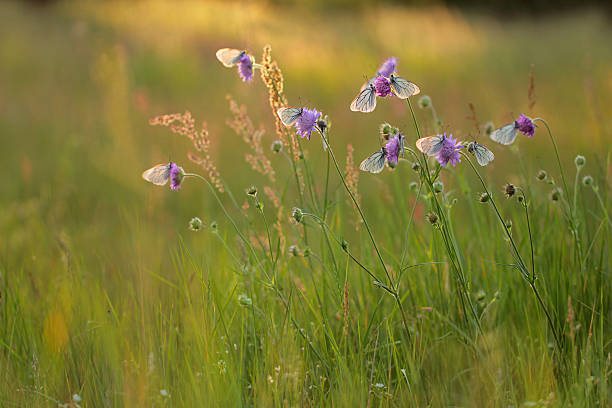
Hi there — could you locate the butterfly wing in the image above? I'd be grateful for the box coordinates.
[490,123,518,145]
[359,76,376,92]
[216,48,244,67]
[142,163,171,186]
[277,107,303,126]
[415,135,444,156]
[350,84,377,113]
[389,75,420,99]
[472,142,495,166]
[359,149,386,174]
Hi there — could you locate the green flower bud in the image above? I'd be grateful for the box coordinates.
[189,217,203,231]
[582,175,593,186]
[433,180,443,193]
[292,207,304,223]
[574,155,586,168]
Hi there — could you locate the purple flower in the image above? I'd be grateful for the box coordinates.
[515,114,534,137]
[437,134,464,167]
[169,162,184,191]
[385,134,401,164]
[295,108,321,139]
[374,76,392,98]
[377,57,397,77]
[237,53,253,82]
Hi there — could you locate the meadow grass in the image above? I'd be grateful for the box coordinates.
[1,1,611,406]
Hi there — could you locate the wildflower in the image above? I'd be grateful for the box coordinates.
[295,108,321,140]
[536,169,547,181]
[374,76,392,98]
[504,183,516,198]
[479,192,490,203]
[246,185,258,197]
[292,207,304,223]
[189,217,203,231]
[384,134,402,164]
[237,53,253,82]
[550,188,562,201]
[418,95,432,109]
[169,162,184,191]
[426,212,439,225]
[436,134,464,167]
[271,140,283,153]
[433,180,444,193]
[377,57,397,77]
[574,155,586,168]
[289,245,300,256]
[582,175,593,186]
[515,114,535,137]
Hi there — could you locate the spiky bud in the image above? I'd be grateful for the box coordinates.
[246,185,258,197]
[550,188,562,202]
[271,140,283,153]
[189,217,203,231]
[418,95,431,109]
[479,192,490,203]
[289,245,300,257]
[433,180,443,193]
[411,162,421,172]
[292,207,304,223]
[504,183,516,198]
[426,212,438,225]
[574,155,586,168]
[536,170,547,181]
[582,175,593,186]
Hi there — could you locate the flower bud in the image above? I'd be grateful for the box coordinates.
[189,217,203,231]
[388,160,397,169]
[288,245,300,257]
[550,188,562,202]
[426,212,438,225]
[411,162,421,172]
[298,152,305,160]
[292,207,304,223]
[238,294,253,307]
[210,221,218,231]
[483,121,494,136]
[504,183,516,198]
[478,192,490,203]
[302,247,311,257]
[418,95,431,109]
[433,180,443,193]
[582,175,593,186]
[536,170,547,181]
[341,240,349,252]
[271,140,283,153]
[246,185,258,197]
[505,219,512,229]
[255,201,264,211]
[409,181,418,191]
[379,123,393,138]
[517,195,524,203]
[574,155,586,168]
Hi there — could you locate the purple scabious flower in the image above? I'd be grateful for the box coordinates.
[237,53,253,82]
[374,76,392,98]
[377,57,397,77]
[437,134,464,167]
[169,162,184,191]
[515,114,535,137]
[295,108,321,139]
[385,134,401,164]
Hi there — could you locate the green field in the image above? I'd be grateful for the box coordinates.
[1,1,611,406]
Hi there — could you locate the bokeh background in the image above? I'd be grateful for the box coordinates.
[2,0,611,271]
[1,1,611,404]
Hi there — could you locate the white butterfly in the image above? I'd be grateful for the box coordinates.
[216,48,246,67]
[276,107,304,126]
[415,134,446,156]
[389,74,420,99]
[359,148,387,174]
[467,142,494,166]
[142,163,179,186]
[350,83,377,113]
[490,122,519,145]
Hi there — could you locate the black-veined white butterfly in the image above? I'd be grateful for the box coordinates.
[350,83,377,113]
[415,134,446,156]
[142,163,173,186]
[467,142,494,166]
[489,122,519,145]
[389,74,420,99]
[359,148,387,174]
[215,48,246,67]
[276,107,304,126]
